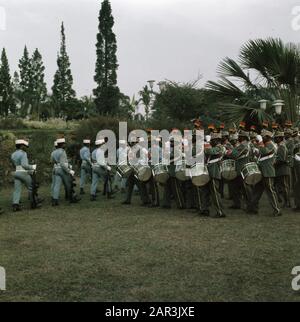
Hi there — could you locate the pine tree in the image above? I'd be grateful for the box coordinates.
[12,71,22,115]
[18,46,33,116]
[31,49,47,119]
[0,48,14,116]
[94,0,120,115]
[52,22,75,118]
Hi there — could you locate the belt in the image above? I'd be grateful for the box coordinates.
[16,166,26,172]
[259,154,274,162]
[208,157,222,164]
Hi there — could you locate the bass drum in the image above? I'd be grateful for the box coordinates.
[241,162,262,185]
[132,164,152,182]
[191,163,210,187]
[221,159,237,181]
[175,161,189,181]
[117,161,133,178]
[153,164,169,184]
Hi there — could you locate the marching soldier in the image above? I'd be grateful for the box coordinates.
[274,131,290,208]
[52,138,80,206]
[199,133,226,218]
[79,139,92,195]
[251,130,281,216]
[162,139,185,209]
[293,139,300,212]
[90,139,114,201]
[228,130,252,211]
[11,139,40,212]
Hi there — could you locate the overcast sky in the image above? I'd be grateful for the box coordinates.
[0,0,298,98]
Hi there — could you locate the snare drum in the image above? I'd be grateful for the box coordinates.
[153,164,169,184]
[175,161,189,181]
[241,162,262,185]
[190,163,210,187]
[132,164,152,182]
[117,161,133,178]
[221,159,237,181]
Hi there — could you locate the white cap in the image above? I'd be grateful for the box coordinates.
[54,140,58,147]
[83,139,91,144]
[119,140,126,145]
[16,139,29,146]
[57,138,66,144]
[205,135,211,143]
[256,135,263,143]
[95,139,105,145]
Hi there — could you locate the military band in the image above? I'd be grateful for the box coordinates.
[2,120,300,218]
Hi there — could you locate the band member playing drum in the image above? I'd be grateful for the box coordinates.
[201,133,226,218]
[227,130,252,212]
[251,130,281,217]
[274,131,290,208]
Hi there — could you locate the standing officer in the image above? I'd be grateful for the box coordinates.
[274,131,290,208]
[79,139,92,195]
[251,130,281,216]
[228,130,252,211]
[90,139,113,201]
[201,132,226,218]
[52,138,79,206]
[11,139,40,212]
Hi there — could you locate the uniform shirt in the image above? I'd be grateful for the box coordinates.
[11,150,34,171]
[205,144,225,179]
[80,146,91,165]
[91,149,97,163]
[149,144,162,165]
[286,138,295,167]
[230,141,250,174]
[275,141,289,177]
[96,147,108,168]
[117,146,129,164]
[258,142,276,178]
[55,148,71,174]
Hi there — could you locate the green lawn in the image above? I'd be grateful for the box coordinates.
[0,185,300,302]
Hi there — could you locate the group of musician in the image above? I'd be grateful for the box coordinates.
[1,118,300,218]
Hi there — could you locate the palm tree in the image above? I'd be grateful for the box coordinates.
[206,38,300,126]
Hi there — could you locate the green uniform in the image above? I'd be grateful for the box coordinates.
[251,142,280,215]
[11,149,35,207]
[198,144,225,217]
[230,141,252,210]
[274,141,290,207]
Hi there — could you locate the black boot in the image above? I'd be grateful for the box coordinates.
[12,204,21,212]
[52,199,59,207]
[90,195,96,202]
[107,192,115,200]
[80,188,85,195]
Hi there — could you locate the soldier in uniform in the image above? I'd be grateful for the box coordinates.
[90,139,114,201]
[251,130,281,216]
[200,133,226,218]
[293,138,300,211]
[162,139,185,209]
[11,139,40,212]
[79,139,92,195]
[274,131,290,208]
[52,138,79,206]
[227,130,252,211]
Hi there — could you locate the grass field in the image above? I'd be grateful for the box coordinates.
[1,184,300,302]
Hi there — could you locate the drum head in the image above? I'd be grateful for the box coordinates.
[192,174,210,187]
[245,172,262,185]
[138,167,152,182]
[155,173,169,184]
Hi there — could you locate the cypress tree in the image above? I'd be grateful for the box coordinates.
[18,46,33,116]
[0,48,14,116]
[52,22,75,117]
[32,49,47,118]
[94,0,120,115]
